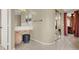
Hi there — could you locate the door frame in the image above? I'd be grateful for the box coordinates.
[0,9,12,50]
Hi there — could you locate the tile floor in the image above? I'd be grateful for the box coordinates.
[0,34,77,50]
[15,34,78,50]
[0,45,5,50]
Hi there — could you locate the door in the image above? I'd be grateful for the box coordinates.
[64,13,67,36]
[1,9,8,49]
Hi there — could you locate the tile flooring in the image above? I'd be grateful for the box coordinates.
[0,34,77,50]
[0,45,5,50]
[15,34,78,50]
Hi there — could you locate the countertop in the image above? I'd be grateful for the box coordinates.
[15,26,33,31]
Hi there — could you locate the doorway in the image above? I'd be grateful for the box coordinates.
[67,13,73,35]
[64,10,74,36]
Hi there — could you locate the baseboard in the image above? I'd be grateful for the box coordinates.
[31,39,56,45]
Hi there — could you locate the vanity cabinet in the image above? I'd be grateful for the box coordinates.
[15,32,22,45]
[15,26,32,45]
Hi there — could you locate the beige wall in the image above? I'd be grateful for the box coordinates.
[41,10,56,43]
[11,10,15,49]
[31,9,64,44]
[31,10,55,44]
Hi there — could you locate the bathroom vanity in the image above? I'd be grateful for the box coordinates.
[15,26,33,45]
[14,9,33,45]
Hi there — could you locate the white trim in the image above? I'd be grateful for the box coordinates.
[1,9,8,50]
[7,10,12,50]
[31,39,56,45]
